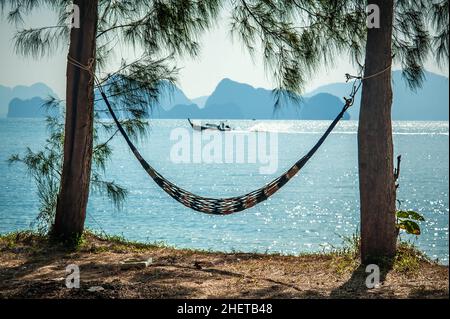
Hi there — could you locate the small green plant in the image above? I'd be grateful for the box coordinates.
[396,210,425,236]
[393,241,431,274]
[8,98,132,235]
[329,232,361,274]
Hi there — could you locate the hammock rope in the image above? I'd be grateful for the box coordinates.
[67,55,368,215]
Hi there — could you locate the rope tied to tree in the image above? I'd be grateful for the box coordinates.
[65,55,364,215]
[67,55,98,85]
[345,63,392,83]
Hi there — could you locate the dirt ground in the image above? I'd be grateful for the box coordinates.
[0,232,448,299]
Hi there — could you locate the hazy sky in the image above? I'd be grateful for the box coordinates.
[1,8,448,100]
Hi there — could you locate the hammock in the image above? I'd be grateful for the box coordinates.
[97,78,361,215]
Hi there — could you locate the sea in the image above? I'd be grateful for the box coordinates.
[0,118,448,264]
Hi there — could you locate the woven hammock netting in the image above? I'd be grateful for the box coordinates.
[98,79,361,215]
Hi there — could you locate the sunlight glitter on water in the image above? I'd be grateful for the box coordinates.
[0,119,448,263]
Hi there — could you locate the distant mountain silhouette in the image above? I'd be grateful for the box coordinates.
[306,70,449,120]
[0,83,57,117]
[2,70,447,120]
[152,78,349,120]
[301,93,350,120]
[158,81,193,110]
[7,97,59,118]
[94,78,193,113]
[204,79,277,119]
[152,103,202,119]
[191,95,209,108]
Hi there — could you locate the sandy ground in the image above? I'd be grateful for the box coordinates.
[0,232,448,299]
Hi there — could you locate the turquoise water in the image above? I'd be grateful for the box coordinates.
[0,118,448,264]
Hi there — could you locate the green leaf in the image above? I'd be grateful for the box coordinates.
[398,220,421,235]
[396,210,425,221]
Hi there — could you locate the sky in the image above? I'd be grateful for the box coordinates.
[0,7,448,100]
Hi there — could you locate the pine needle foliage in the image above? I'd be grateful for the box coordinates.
[8,98,132,233]
[2,0,448,233]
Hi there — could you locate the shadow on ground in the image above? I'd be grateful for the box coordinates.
[330,261,395,298]
[0,237,448,299]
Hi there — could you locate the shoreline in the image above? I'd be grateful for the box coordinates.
[0,231,448,299]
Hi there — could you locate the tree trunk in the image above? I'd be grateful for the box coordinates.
[358,0,397,263]
[53,0,98,241]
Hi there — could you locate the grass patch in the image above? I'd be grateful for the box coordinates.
[328,233,434,276]
[81,230,172,253]
[0,230,46,250]
[0,229,438,276]
[327,233,361,274]
[393,241,434,274]
[0,229,447,299]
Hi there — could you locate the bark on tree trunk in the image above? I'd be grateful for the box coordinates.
[359,0,397,263]
[53,0,98,241]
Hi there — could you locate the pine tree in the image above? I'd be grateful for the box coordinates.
[231,0,448,262]
[2,1,448,259]
[1,0,222,243]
